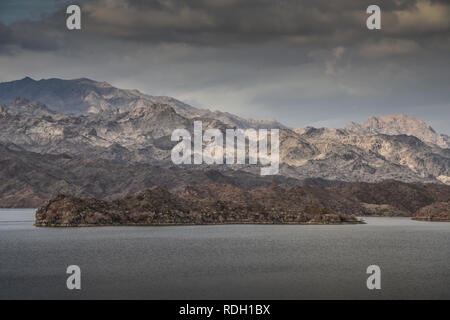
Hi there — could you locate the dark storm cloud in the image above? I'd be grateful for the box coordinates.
[78,0,450,45]
[2,0,450,53]
[0,5,69,53]
[0,23,13,47]
[0,0,449,133]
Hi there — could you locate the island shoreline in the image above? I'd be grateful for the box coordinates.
[34,220,365,228]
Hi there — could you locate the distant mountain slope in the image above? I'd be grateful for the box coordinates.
[286,127,450,184]
[1,98,449,185]
[0,77,286,129]
[346,114,449,148]
[0,77,449,189]
[0,97,227,162]
[0,144,300,208]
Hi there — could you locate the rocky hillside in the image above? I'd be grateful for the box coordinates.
[346,114,449,149]
[0,144,300,208]
[0,97,282,162]
[414,201,450,222]
[331,180,450,214]
[35,180,450,226]
[0,77,285,129]
[35,186,361,227]
[182,181,450,217]
[286,127,450,184]
[1,97,449,186]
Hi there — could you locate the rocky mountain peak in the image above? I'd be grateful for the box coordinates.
[0,77,287,129]
[20,76,34,82]
[345,114,449,148]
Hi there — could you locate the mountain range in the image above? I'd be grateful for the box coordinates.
[0,77,285,129]
[0,77,449,210]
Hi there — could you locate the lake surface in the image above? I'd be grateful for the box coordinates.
[0,209,449,299]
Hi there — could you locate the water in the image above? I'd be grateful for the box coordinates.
[0,209,449,299]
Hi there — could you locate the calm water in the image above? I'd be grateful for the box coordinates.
[0,209,449,300]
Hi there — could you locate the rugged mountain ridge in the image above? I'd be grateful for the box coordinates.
[0,77,285,129]
[288,127,450,184]
[1,97,449,186]
[346,114,450,149]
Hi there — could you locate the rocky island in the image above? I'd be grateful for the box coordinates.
[35,184,363,227]
[35,180,450,226]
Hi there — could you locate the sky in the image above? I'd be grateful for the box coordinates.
[0,0,74,24]
[0,0,449,133]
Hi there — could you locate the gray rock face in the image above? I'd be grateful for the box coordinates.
[345,114,450,149]
[0,77,286,129]
[0,98,188,162]
[1,98,449,187]
[284,127,450,184]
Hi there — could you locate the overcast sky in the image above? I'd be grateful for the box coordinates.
[0,0,449,133]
